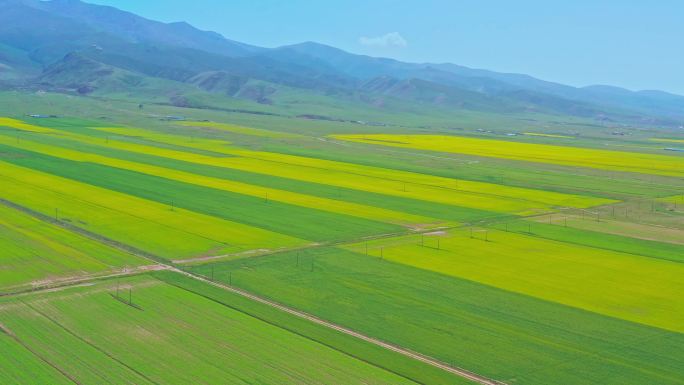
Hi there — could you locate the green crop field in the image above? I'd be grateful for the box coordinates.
[0,162,307,260]
[1,88,683,385]
[0,274,416,385]
[0,332,73,385]
[339,228,684,333]
[333,134,684,178]
[0,203,145,292]
[189,248,684,385]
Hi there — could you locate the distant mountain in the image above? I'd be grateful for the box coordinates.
[0,0,681,126]
[275,42,684,122]
[18,0,263,58]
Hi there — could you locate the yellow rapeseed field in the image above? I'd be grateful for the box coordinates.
[0,161,304,259]
[0,135,441,228]
[333,134,684,177]
[1,119,613,215]
[344,228,684,333]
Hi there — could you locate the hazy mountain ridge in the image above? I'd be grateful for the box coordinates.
[1,0,681,126]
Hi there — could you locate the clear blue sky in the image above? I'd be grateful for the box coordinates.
[88,0,684,94]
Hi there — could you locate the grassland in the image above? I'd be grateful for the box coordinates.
[0,275,415,385]
[177,120,299,138]
[650,138,684,144]
[521,132,575,139]
[0,204,144,292]
[333,134,684,177]
[190,248,684,385]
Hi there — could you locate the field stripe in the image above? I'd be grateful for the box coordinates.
[0,121,612,213]
[333,134,684,178]
[0,135,443,229]
[91,126,613,210]
[343,229,684,333]
[176,121,300,138]
[173,269,504,385]
[0,203,146,292]
[0,161,305,259]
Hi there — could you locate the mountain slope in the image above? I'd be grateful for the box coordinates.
[276,42,684,122]
[26,0,263,57]
[0,0,681,126]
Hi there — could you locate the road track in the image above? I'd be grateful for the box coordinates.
[173,267,506,385]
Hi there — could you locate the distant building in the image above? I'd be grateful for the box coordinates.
[27,114,57,118]
[161,115,186,121]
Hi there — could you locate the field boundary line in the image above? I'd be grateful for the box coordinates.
[21,300,162,385]
[173,267,508,385]
[0,322,82,385]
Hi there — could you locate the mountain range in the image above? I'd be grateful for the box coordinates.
[1,0,683,127]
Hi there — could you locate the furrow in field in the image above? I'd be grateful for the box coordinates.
[0,276,416,385]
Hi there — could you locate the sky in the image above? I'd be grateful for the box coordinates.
[88,0,684,94]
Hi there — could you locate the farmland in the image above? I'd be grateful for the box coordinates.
[0,203,144,293]
[0,275,417,385]
[0,161,305,260]
[189,248,684,385]
[1,92,683,385]
[333,134,684,177]
[339,228,684,332]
